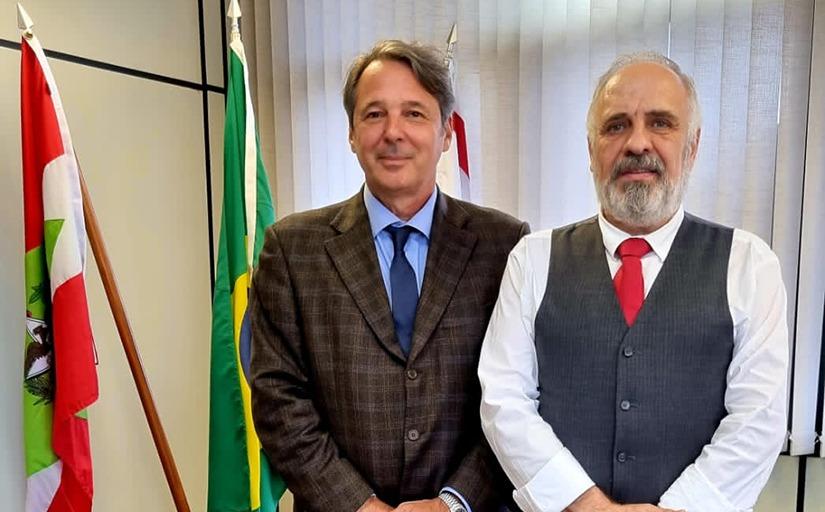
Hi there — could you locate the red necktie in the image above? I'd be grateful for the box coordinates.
[613,238,652,327]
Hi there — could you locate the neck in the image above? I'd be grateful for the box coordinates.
[372,188,434,221]
[602,209,674,236]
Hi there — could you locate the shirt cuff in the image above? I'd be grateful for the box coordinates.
[512,447,593,512]
[441,487,472,512]
[659,464,743,512]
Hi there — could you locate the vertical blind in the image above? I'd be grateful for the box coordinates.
[239,0,824,456]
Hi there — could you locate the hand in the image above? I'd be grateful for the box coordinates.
[621,507,684,511]
[357,495,394,512]
[565,486,615,512]
[565,487,684,512]
[393,497,449,511]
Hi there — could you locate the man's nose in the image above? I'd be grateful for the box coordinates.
[624,123,653,155]
[383,113,404,141]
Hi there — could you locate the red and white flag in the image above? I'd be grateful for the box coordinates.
[436,24,471,201]
[20,5,99,511]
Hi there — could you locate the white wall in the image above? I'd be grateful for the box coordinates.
[0,1,819,511]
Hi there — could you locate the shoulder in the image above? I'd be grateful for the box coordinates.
[264,195,359,244]
[271,199,350,234]
[551,215,599,237]
[444,196,529,244]
[258,196,362,261]
[730,227,781,271]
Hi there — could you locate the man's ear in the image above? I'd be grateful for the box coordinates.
[442,115,454,152]
[587,137,595,174]
[686,128,701,167]
[348,129,355,153]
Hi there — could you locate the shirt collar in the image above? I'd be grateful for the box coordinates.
[363,184,437,239]
[598,206,685,262]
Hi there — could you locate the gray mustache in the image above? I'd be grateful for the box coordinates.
[611,154,665,178]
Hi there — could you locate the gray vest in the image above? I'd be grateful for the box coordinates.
[535,214,734,503]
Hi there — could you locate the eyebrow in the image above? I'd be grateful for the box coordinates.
[359,100,385,112]
[358,100,431,112]
[601,110,680,126]
[400,100,429,110]
[646,110,679,123]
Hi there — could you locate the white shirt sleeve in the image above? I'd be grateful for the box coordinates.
[658,229,789,511]
[478,234,593,512]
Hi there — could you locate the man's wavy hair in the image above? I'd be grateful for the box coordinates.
[343,39,455,128]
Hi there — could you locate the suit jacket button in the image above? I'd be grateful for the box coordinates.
[620,400,631,411]
[623,346,634,357]
[406,369,419,380]
[407,429,420,441]
[616,451,627,463]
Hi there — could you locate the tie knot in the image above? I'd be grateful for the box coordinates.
[617,238,652,259]
[386,225,416,253]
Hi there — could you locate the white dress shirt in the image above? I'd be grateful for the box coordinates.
[478,208,788,512]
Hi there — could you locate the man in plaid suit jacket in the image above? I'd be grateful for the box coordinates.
[249,40,528,512]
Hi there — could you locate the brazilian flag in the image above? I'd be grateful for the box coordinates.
[207,23,285,512]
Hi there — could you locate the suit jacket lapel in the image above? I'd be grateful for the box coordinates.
[409,193,477,361]
[325,192,405,362]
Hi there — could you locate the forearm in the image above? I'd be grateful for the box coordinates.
[249,229,373,510]
[442,438,506,510]
[660,236,788,511]
[252,370,374,510]
[478,241,593,511]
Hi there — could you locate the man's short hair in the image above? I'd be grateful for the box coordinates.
[343,39,455,128]
[586,52,701,143]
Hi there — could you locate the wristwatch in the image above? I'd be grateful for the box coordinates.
[438,491,468,512]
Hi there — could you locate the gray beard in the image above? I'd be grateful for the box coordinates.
[595,164,689,229]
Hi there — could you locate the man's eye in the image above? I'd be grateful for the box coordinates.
[651,118,673,129]
[604,121,626,133]
[364,111,383,119]
[407,110,424,118]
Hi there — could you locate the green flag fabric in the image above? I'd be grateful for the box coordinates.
[208,30,285,512]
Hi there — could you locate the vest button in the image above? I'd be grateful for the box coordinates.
[406,369,419,380]
[623,346,634,357]
[616,451,627,463]
[407,429,420,441]
[620,400,631,411]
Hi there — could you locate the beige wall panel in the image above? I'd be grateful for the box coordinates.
[0,47,26,512]
[0,0,203,83]
[204,0,226,88]
[805,457,825,512]
[61,63,212,511]
[755,455,798,511]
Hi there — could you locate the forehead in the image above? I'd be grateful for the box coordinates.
[596,62,690,118]
[354,59,436,107]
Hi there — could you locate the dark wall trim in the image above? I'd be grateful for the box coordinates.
[797,456,808,512]
[0,37,224,94]
[197,0,217,295]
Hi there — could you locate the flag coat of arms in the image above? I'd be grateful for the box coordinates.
[208,17,286,512]
[20,28,99,512]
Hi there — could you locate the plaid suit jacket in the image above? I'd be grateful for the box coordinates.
[249,190,529,511]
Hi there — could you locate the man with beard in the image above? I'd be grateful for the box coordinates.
[478,53,788,511]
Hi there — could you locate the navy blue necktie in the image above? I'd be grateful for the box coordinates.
[387,226,418,356]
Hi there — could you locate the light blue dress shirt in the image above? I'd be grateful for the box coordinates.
[364,185,435,305]
[363,185,472,512]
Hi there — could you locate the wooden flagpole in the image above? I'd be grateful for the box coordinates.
[77,167,191,512]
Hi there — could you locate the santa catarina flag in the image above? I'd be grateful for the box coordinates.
[21,34,99,512]
[207,31,286,512]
